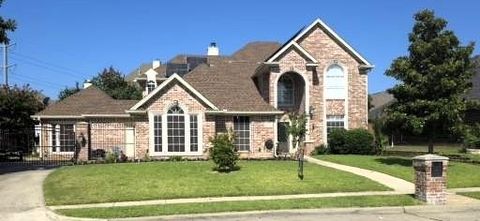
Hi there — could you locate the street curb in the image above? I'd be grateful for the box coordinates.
[46,204,480,221]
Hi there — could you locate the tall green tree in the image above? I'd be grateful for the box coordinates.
[91,67,142,100]
[58,67,142,100]
[384,9,475,153]
[0,0,16,44]
[0,85,44,130]
[58,82,81,101]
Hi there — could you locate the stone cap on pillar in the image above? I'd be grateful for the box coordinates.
[413,154,449,162]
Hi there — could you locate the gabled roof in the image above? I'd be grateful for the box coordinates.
[130,74,218,110]
[267,18,373,67]
[266,41,318,63]
[34,86,138,118]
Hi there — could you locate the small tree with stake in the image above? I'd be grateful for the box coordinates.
[385,9,475,153]
[286,113,307,180]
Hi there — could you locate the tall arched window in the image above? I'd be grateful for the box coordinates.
[278,75,294,107]
[325,64,346,99]
[167,105,185,152]
[147,81,156,93]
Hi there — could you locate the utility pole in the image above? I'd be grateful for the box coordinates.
[2,43,15,86]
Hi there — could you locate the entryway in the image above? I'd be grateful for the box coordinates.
[277,122,290,155]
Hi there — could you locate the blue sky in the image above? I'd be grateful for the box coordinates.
[1,0,479,99]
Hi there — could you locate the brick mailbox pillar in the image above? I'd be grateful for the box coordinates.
[413,154,449,205]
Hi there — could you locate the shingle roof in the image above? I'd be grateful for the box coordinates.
[182,42,281,112]
[126,63,166,82]
[232,41,281,62]
[185,61,277,112]
[36,86,138,116]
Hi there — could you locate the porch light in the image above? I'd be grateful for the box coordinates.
[309,105,315,118]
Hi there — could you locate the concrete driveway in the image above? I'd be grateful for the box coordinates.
[0,167,53,221]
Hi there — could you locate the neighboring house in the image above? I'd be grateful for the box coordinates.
[369,91,394,120]
[32,19,373,160]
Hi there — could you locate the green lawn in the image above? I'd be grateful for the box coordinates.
[44,161,389,206]
[56,195,421,219]
[457,192,480,200]
[315,155,480,188]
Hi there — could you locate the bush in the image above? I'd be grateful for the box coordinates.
[209,133,239,172]
[313,144,329,155]
[328,128,375,155]
[105,152,118,163]
[463,124,480,149]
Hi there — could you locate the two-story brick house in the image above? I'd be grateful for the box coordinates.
[33,19,373,161]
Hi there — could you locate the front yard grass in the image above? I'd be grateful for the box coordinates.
[44,160,389,206]
[315,155,480,188]
[56,194,421,219]
[457,192,480,200]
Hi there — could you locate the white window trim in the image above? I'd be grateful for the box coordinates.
[325,64,347,100]
[233,116,252,153]
[323,63,349,144]
[49,123,76,155]
[148,108,203,157]
[146,80,156,94]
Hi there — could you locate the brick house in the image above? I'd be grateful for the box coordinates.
[32,19,373,161]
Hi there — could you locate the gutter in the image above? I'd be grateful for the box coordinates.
[205,110,284,116]
[31,114,132,120]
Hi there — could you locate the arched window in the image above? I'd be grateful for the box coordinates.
[278,75,294,107]
[147,81,156,93]
[325,64,346,99]
[167,105,185,152]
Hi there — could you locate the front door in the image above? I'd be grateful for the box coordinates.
[277,122,289,154]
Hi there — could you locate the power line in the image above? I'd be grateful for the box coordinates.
[11,51,87,78]
[10,55,85,80]
[10,73,67,88]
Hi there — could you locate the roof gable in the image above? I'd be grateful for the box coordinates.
[267,18,373,67]
[130,74,218,110]
[266,41,318,63]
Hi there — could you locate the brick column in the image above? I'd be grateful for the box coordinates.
[75,122,90,162]
[413,154,449,205]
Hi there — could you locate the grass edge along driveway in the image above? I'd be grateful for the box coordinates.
[56,194,421,219]
[44,160,390,206]
[458,192,480,200]
[315,155,480,188]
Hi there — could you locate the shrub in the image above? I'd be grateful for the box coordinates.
[463,124,480,149]
[209,133,239,172]
[105,152,118,163]
[328,128,375,155]
[313,144,329,155]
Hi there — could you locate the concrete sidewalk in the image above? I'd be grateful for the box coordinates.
[305,156,415,193]
[47,204,480,221]
[49,190,404,210]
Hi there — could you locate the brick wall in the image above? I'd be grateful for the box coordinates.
[326,100,345,116]
[266,23,368,154]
